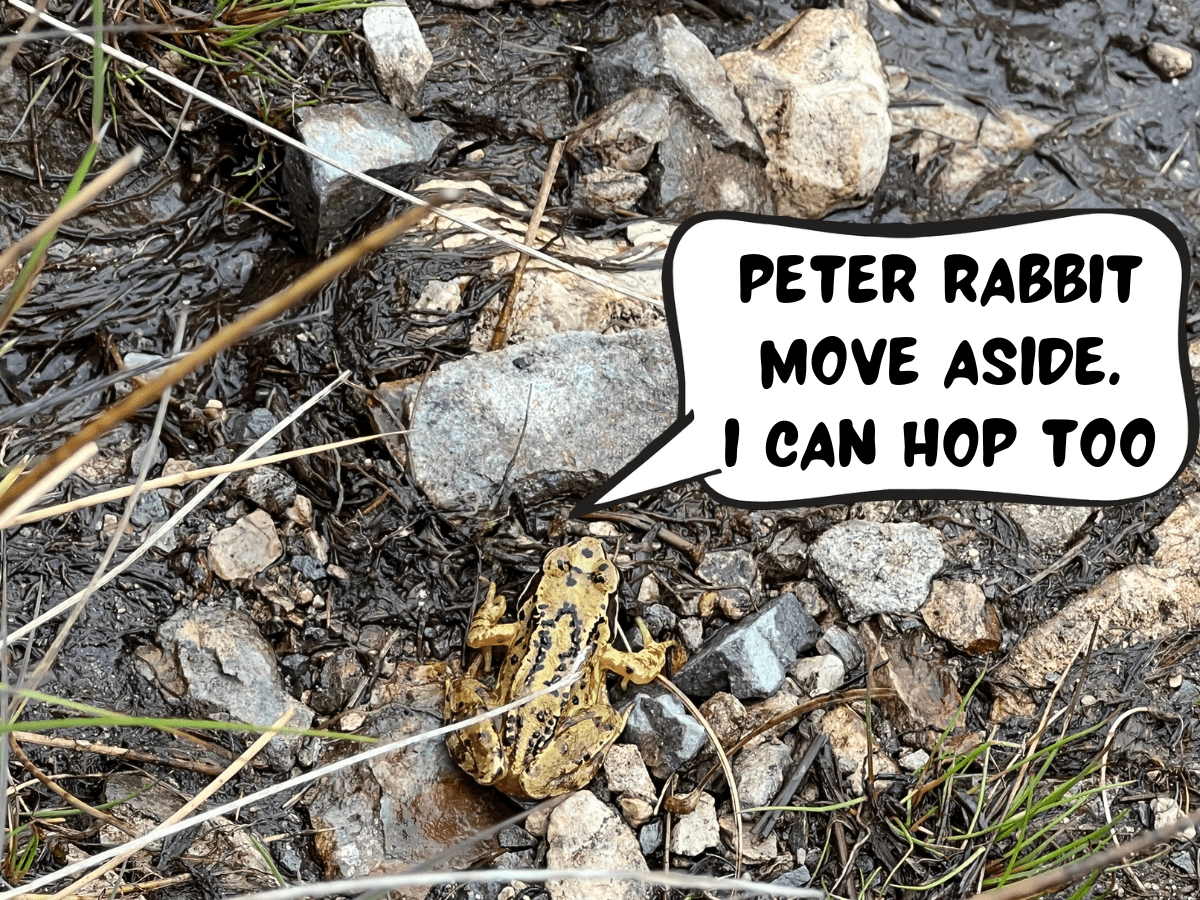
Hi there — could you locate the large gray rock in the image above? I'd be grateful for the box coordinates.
[671,593,819,699]
[720,9,889,218]
[135,606,313,770]
[283,101,451,252]
[380,328,676,510]
[363,3,432,114]
[590,15,763,157]
[811,522,944,622]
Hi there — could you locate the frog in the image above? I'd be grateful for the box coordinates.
[444,537,674,800]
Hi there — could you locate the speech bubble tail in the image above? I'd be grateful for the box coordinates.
[572,411,719,517]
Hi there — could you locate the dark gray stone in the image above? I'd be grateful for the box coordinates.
[380,328,676,511]
[130,489,168,527]
[817,626,863,671]
[498,825,538,850]
[773,865,813,887]
[622,689,708,779]
[695,548,759,619]
[234,466,297,516]
[291,555,327,582]
[139,606,313,770]
[283,101,452,252]
[652,104,774,219]
[226,408,279,454]
[641,603,677,639]
[589,15,762,157]
[639,820,663,856]
[759,527,808,580]
[671,593,819,700]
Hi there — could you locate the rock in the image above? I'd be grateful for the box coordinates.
[1151,796,1197,839]
[136,606,313,770]
[1001,503,1092,556]
[102,772,275,893]
[499,825,538,850]
[811,522,944,622]
[363,3,432,114]
[129,490,167,528]
[233,466,297,516]
[1153,495,1200,576]
[718,813,779,862]
[698,692,747,749]
[816,626,863,671]
[815,705,899,795]
[992,564,1200,720]
[618,795,655,829]
[394,179,664,350]
[307,698,511,892]
[734,740,792,808]
[652,104,774,219]
[207,508,283,581]
[640,603,677,639]
[547,791,651,900]
[791,582,827,619]
[889,91,1052,197]
[1148,42,1193,79]
[922,581,1001,655]
[788,654,845,697]
[695,549,759,620]
[898,748,930,771]
[572,167,649,217]
[623,686,708,778]
[720,10,889,218]
[772,867,812,888]
[669,792,719,856]
[566,88,673,173]
[758,528,808,580]
[378,328,676,510]
[678,617,704,653]
[291,555,327,582]
[282,101,451,252]
[671,593,819,699]
[604,744,656,802]
[639,820,663,855]
[226,408,279,454]
[589,15,762,157]
[863,626,963,751]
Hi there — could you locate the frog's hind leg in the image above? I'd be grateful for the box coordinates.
[444,675,507,786]
[516,703,625,799]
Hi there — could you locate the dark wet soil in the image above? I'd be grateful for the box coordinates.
[2,0,1199,896]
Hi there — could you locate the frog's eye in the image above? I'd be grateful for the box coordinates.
[592,561,618,592]
[544,548,572,578]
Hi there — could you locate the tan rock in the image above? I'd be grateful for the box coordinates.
[922,580,1001,655]
[815,705,898,795]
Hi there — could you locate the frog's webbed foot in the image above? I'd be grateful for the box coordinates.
[444,675,507,785]
[466,581,520,655]
[597,618,675,686]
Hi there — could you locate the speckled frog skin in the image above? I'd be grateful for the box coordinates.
[444,537,673,800]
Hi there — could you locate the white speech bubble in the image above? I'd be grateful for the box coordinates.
[575,211,1197,515]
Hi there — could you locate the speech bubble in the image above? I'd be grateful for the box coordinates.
[575,210,1197,516]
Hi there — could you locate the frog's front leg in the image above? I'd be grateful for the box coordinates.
[444,674,507,786]
[515,703,625,800]
[597,619,675,685]
[466,581,519,650]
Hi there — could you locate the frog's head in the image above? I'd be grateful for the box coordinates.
[543,537,619,595]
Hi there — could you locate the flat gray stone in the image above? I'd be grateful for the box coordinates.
[590,15,762,157]
[381,328,676,511]
[283,101,451,252]
[811,522,944,622]
[671,592,819,699]
[137,606,313,770]
[566,88,673,173]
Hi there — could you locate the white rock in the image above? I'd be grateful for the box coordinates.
[1148,42,1193,80]
[669,792,720,856]
[720,10,889,218]
[604,744,656,802]
[207,509,282,581]
[733,740,792,808]
[1151,796,1196,839]
[898,748,930,771]
[1002,503,1093,556]
[547,791,650,900]
[363,3,432,114]
[789,654,845,697]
